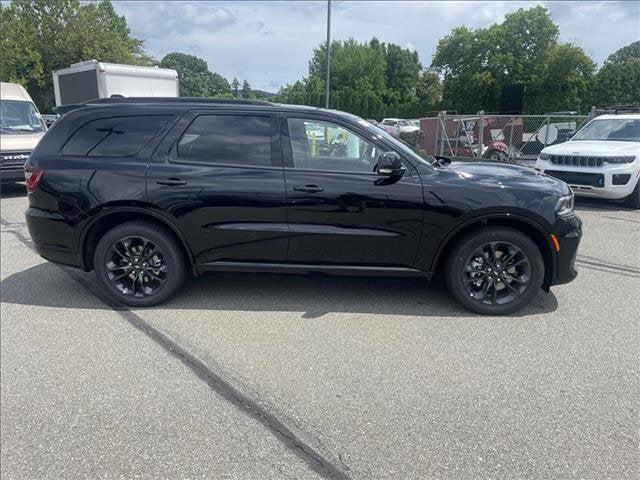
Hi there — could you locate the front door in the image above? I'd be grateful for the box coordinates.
[146,110,288,266]
[282,115,424,267]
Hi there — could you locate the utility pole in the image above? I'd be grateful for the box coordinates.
[325,0,331,108]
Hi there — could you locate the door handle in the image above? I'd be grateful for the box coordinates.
[156,178,187,186]
[293,184,324,193]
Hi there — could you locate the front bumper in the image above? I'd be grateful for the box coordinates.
[0,168,25,183]
[0,152,29,183]
[536,159,639,200]
[550,214,582,286]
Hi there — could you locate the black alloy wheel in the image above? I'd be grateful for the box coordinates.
[462,241,531,306]
[106,236,168,297]
[94,221,187,307]
[445,227,544,315]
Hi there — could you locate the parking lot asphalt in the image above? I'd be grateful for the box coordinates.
[1,181,639,479]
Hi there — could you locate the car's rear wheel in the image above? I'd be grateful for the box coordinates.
[445,227,544,315]
[94,221,186,307]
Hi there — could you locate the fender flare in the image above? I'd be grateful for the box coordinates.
[429,212,557,287]
[78,204,195,272]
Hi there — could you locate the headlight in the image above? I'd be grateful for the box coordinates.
[602,156,636,164]
[555,193,575,217]
[539,152,551,160]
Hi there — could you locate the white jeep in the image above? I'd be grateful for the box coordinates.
[535,114,640,209]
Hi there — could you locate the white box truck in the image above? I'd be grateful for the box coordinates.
[52,60,178,106]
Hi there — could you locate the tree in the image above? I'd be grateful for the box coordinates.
[277,38,438,119]
[432,6,595,113]
[527,43,595,113]
[0,3,44,97]
[231,78,240,98]
[241,80,252,99]
[0,0,151,112]
[605,41,640,64]
[159,52,231,97]
[414,69,442,114]
[591,41,640,107]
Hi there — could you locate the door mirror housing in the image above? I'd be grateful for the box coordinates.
[377,151,405,177]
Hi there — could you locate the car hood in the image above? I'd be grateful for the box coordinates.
[0,132,45,153]
[542,140,640,156]
[445,161,571,195]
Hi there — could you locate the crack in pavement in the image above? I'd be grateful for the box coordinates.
[602,215,640,225]
[1,217,351,480]
[575,254,640,279]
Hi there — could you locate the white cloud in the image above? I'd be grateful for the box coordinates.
[113,0,640,92]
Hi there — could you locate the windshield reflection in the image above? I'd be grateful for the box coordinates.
[0,100,46,134]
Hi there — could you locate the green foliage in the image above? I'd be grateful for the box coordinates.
[276,37,440,119]
[432,6,595,114]
[0,3,44,96]
[591,41,640,107]
[0,0,151,112]
[605,41,640,65]
[241,80,252,99]
[231,78,240,98]
[1,1,634,117]
[159,52,231,98]
[527,43,595,113]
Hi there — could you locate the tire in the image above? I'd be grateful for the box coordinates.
[483,149,508,162]
[445,227,545,315]
[93,221,187,307]
[626,180,640,209]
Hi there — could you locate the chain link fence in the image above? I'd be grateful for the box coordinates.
[416,112,589,166]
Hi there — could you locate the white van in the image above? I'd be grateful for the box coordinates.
[1,82,47,183]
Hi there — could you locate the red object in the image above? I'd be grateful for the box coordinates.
[24,166,44,192]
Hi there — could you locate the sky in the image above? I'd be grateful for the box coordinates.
[113,0,640,92]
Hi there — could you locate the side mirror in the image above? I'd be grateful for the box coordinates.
[377,151,405,177]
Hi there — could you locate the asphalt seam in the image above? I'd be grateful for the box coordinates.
[0,217,350,480]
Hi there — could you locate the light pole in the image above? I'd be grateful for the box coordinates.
[325,0,331,108]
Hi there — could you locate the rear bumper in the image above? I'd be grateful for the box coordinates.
[26,206,83,269]
[550,214,582,286]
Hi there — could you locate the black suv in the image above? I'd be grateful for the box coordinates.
[25,98,582,315]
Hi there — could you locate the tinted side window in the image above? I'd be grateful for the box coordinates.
[287,118,382,173]
[62,115,170,157]
[176,114,272,166]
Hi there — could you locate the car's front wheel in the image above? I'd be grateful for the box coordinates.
[626,180,640,209]
[94,221,187,307]
[445,227,544,315]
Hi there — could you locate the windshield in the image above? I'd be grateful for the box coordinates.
[0,100,46,133]
[572,118,640,142]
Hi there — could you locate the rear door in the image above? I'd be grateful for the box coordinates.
[146,109,288,266]
[281,114,424,267]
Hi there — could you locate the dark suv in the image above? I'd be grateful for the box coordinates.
[25,98,582,315]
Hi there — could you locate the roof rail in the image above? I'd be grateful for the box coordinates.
[53,96,274,114]
[91,97,274,106]
[596,105,640,114]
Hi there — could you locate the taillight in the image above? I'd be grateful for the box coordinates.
[24,166,44,192]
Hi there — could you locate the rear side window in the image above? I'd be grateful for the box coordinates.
[176,114,272,166]
[61,115,171,157]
